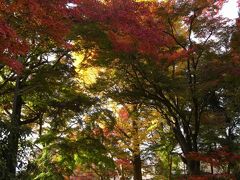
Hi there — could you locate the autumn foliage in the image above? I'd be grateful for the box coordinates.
[0,0,73,74]
[186,147,240,167]
[0,0,231,73]
[0,0,240,179]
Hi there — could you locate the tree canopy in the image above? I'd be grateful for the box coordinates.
[0,0,240,179]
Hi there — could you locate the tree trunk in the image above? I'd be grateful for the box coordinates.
[187,160,200,175]
[168,154,172,180]
[132,115,142,180]
[211,164,214,174]
[6,77,22,178]
[173,125,201,175]
[133,153,142,180]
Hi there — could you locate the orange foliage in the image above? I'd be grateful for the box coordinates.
[186,146,240,167]
[0,0,231,73]
[0,0,73,73]
[118,107,129,121]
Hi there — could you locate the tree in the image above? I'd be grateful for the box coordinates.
[0,0,78,177]
[72,0,238,176]
[110,104,161,180]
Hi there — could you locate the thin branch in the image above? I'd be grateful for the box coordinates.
[19,113,41,125]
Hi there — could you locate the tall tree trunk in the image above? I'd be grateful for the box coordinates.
[133,153,142,180]
[7,77,22,178]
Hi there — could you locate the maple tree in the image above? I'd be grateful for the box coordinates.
[0,0,74,73]
[0,0,77,178]
[109,104,160,179]
[0,0,240,179]
[72,0,240,177]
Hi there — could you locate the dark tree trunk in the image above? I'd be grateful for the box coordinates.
[6,77,22,178]
[132,114,142,180]
[168,154,172,180]
[133,154,142,180]
[172,121,201,175]
[187,160,200,175]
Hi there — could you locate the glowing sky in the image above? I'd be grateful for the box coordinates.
[220,0,239,19]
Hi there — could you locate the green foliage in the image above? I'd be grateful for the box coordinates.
[28,133,115,179]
